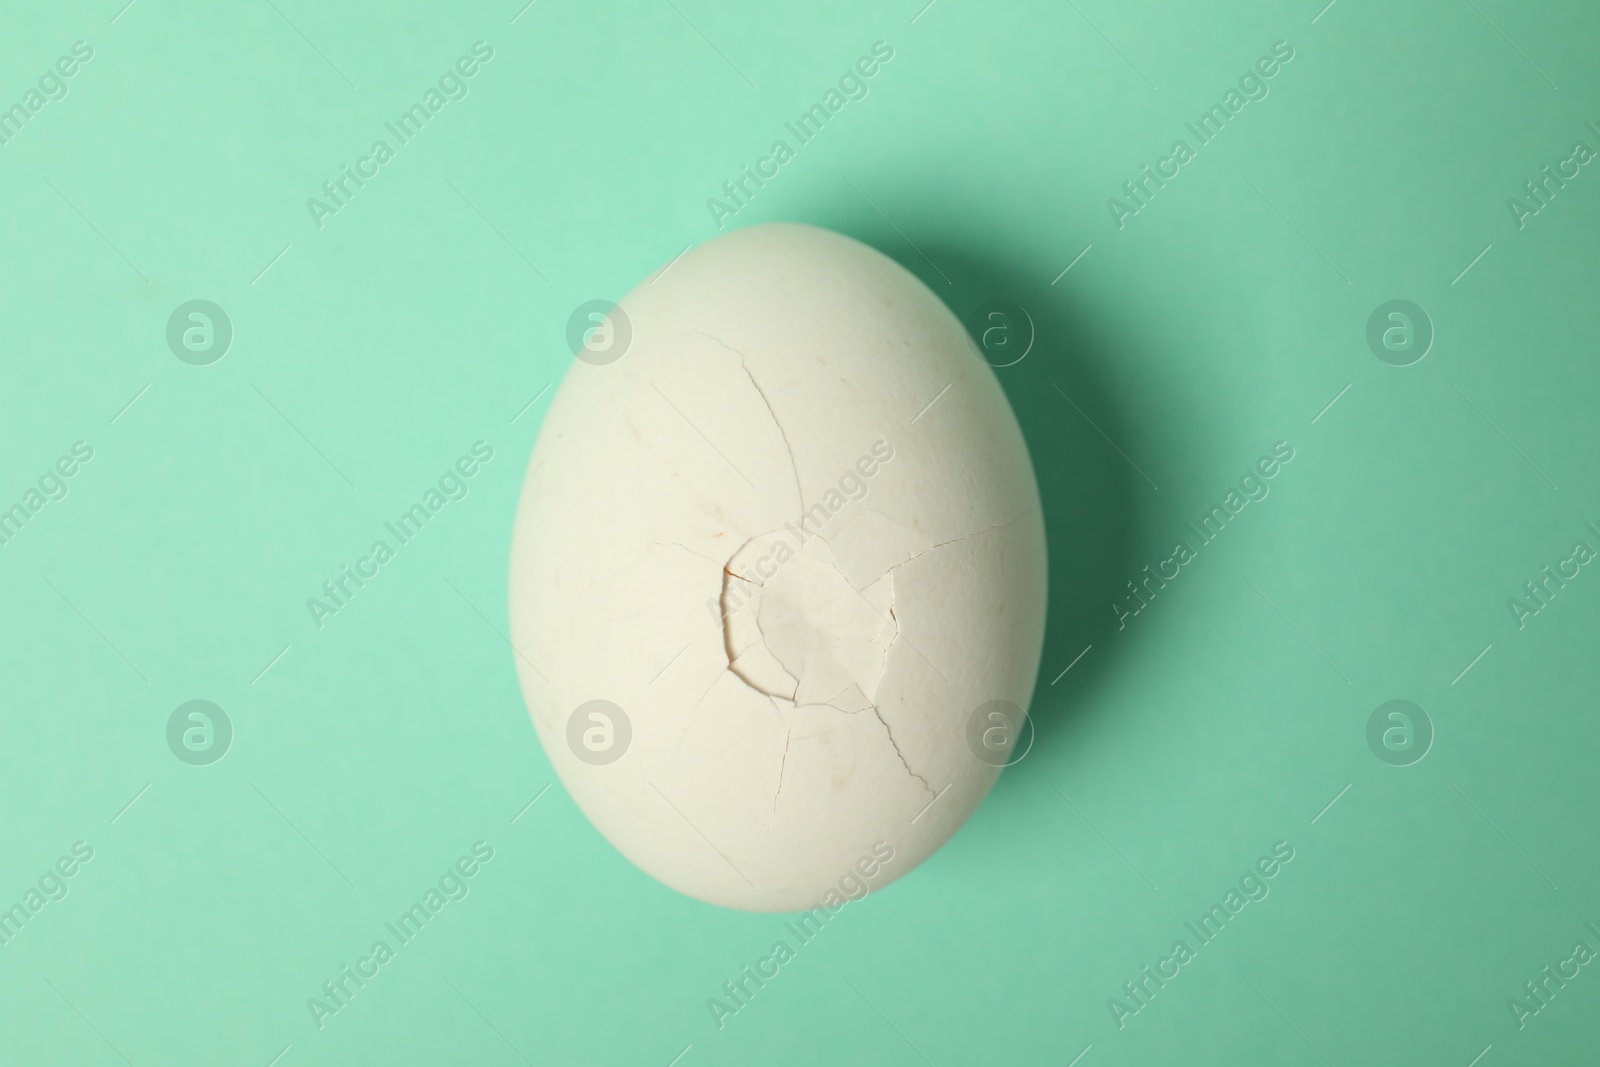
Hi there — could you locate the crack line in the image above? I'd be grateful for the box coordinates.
[871,704,935,798]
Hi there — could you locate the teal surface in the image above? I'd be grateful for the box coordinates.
[2,1,1597,1064]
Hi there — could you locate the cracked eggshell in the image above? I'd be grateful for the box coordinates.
[509,222,1046,911]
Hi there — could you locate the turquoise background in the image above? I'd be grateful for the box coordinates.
[2,0,1598,1063]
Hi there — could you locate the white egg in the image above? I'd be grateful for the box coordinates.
[509,223,1046,911]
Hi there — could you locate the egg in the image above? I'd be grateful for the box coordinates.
[509,223,1046,911]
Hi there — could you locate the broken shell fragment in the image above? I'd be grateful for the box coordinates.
[509,223,1047,911]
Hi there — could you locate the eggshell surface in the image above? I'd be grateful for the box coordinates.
[509,223,1046,911]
